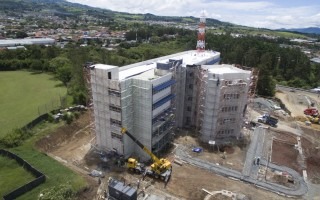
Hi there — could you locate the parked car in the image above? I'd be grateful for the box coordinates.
[192,147,203,153]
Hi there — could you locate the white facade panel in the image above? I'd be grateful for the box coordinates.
[152,101,171,117]
[152,73,172,87]
[152,87,171,103]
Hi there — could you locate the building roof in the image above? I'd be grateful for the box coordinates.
[119,50,220,80]
[0,38,55,47]
[204,64,251,74]
[132,68,159,81]
[92,64,118,70]
[119,63,155,80]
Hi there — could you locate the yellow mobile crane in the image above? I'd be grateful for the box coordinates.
[121,128,172,183]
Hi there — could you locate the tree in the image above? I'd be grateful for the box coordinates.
[44,46,59,59]
[15,31,28,38]
[49,57,72,72]
[257,65,276,96]
[56,65,72,86]
[29,45,43,59]
[30,59,43,71]
[49,56,73,86]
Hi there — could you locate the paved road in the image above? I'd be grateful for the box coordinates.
[175,127,308,196]
[242,127,265,178]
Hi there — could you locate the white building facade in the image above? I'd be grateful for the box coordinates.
[196,64,251,144]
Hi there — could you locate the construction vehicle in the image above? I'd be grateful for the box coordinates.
[121,128,172,182]
[257,113,278,127]
[306,115,320,124]
[304,107,319,117]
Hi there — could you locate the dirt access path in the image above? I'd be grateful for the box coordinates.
[166,163,289,200]
[36,111,99,199]
[174,133,247,172]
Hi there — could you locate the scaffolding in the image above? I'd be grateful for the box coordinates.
[214,79,248,143]
[195,65,250,144]
[234,65,259,98]
[89,67,124,154]
[248,68,259,98]
[83,65,96,148]
[195,66,208,131]
[170,60,185,128]
[183,65,199,127]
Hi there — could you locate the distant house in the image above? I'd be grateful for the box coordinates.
[6,46,27,50]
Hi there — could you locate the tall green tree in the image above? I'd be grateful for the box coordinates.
[257,65,276,96]
[49,56,73,86]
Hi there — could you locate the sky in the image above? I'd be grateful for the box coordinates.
[67,0,320,29]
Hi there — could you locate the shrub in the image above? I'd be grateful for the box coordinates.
[47,113,55,123]
[39,184,75,200]
[73,111,80,119]
[63,112,74,124]
[0,128,33,148]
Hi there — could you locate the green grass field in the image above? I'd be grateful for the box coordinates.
[0,71,86,199]
[0,71,67,137]
[0,156,35,196]
[0,121,87,200]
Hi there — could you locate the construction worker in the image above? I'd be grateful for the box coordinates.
[137,179,140,189]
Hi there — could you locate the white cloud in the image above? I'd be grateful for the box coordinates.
[67,0,320,29]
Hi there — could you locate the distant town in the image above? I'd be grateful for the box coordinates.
[0,4,319,63]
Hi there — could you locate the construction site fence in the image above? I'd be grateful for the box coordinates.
[21,113,49,131]
[0,149,46,200]
[37,95,67,116]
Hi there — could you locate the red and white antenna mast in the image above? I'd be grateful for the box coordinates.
[196,11,206,51]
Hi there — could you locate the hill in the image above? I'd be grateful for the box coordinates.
[0,0,310,39]
[278,27,320,35]
[0,0,231,27]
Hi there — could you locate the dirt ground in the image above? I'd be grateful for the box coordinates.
[33,88,320,199]
[274,90,320,184]
[275,92,309,117]
[36,111,99,199]
[165,163,289,200]
[173,133,247,172]
[34,110,290,200]
[271,140,302,175]
[300,127,320,184]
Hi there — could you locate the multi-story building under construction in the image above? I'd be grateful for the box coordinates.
[89,14,251,160]
[194,65,251,143]
[89,50,252,160]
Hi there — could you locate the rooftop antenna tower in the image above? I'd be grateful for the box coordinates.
[196,11,206,51]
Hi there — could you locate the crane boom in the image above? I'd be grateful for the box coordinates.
[121,128,160,163]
